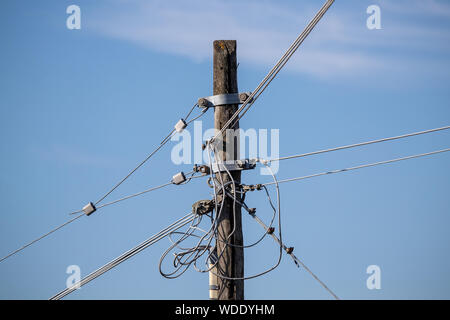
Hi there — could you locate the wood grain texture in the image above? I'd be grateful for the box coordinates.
[213,40,244,300]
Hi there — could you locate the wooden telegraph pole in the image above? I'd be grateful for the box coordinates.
[212,40,244,300]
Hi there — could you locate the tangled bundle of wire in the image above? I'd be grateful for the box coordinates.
[158,141,284,281]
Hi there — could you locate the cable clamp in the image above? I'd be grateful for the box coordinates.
[198,92,253,108]
[192,199,215,216]
[82,202,96,216]
[211,159,256,173]
[240,184,263,192]
[174,119,187,133]
[255,158,270,165]
[172,172,187,185]
[202,139,218,152]
[193,164,210,175]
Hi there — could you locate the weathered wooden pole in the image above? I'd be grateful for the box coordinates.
[212,40,244,300]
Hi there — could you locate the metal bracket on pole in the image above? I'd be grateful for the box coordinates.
[198,92,253,108]
[211,159,257,174]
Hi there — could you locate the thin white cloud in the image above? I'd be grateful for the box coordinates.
[88,0,450,80]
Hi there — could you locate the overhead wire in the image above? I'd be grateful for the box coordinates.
[156,143,287,281]
[94,103,205,206]
[206,159,285,281]
[265,125,450,163]
[0,171,206,264]
[159,214,209,279]
[237,148,449,297]
[95,182,177,210]
[222,187,276,249]
[209,0,335,144]
[291,256,340,300]
[158,144,225,279]
[12,0,446,299]
[261,148,450,187]
[138,0,338,285]
[168,0,337,284]
[245,195,340,300]
[0,101,207,264]
[50,212,196,300]
[154,143,231,279]
[0,212,84,264]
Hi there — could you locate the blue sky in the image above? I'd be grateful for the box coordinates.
[0,0,449,299]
